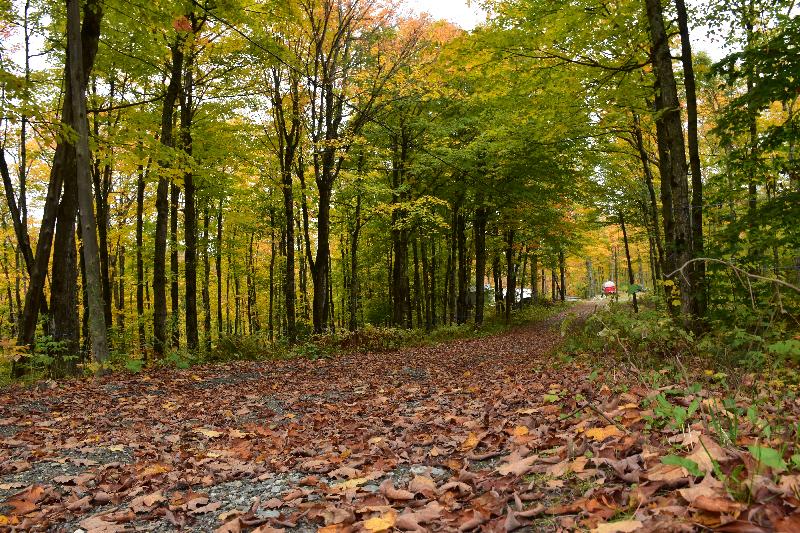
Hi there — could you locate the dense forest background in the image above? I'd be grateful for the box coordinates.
[0,0,797,377]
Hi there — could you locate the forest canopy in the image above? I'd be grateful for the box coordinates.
[0,0,797,375]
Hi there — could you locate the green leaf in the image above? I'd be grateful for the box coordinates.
[748,445,787,472]
[661,455,703,477]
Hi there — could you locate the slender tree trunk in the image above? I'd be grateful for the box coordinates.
[116,244,125,331]
[430,238,437,327]
[559,249,566,302]
[349,190,361,331]
[504,230,515,323]
[413,238,422,327]
[182,46,199,351]
[312,184,331,333]
[473,206,488,326]
[14,0,101,375]
[170,181,180,348]
[446,221,456,324]
[67,0,108,365]
[675,0,705,318]
[519,249,528,307]
[645,0,694,318]
[633,113,665,277]
[421,233,431,331]
[202,207,211,351]
[269,211,275,341]
[620,212,639,313]
[493,253,503,315]
[531,253,538,302]
[50,161,80,369]
[153,40,183,356]
[136,162,146,354]
[456,210,468,325]
[216,200,223,338]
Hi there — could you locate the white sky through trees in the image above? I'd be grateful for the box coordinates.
[403,0,725,59]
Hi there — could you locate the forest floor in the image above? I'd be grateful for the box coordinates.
[1,302,800,532]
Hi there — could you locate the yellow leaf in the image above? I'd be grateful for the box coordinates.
[142,463,171,476]
[460,432,480,451]
[331,477,368,491]
[195,428,222,438]
[585,425,621,442]
[364,510,397,532]
[107,445,125,452]
[513,425,529,436]
[591,519,643,533]
[319,526,346,533]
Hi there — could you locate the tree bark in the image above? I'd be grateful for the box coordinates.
[504,230,516,322]
[620,212,639,313]
[216,200,223,338]
[456,210,468,325]
[170,180,180,348]
[15,0,101,371]
[153,39,183,356]
[559,249,566,301]
[66,0,108,364]
[349,189,361,331]
[645,0,694,317]
[182,44,199,351]
[473,206,488,326]
[136,161,146,354]
[202,207,211,350]
[675,0,705,318]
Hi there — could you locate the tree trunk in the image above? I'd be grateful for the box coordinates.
[269,211,275,341]
[504,230,515,323]
[153,40,183,356]
[136,162,146,354]
[620,212,639,313]
[493,253,504,315]
[413,238,422,328]
[349,190,361,332]
[473,206,488,326]
[116,244,124,331]
[559,249,566,302]
[202,207,211,350]
[181,48,199,351]
[456,210,468,325]
[675,0,705,318]
[531,253,539,302]
[312,184,331,333]
[170,181,180,348]
[430,238,437,327]
[421,233,431,332]
[633,113,665,278]
[645,0,694,318]
[216,200,223,338]
[66,0,108,365]
[14,0,101,374]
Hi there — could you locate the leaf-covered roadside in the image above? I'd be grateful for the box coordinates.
[2,303,800,532]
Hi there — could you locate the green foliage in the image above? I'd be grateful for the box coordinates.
[748,445,787,473]
[661,455,703,478]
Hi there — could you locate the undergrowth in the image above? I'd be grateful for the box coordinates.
[563,296,800,395]
[1,300,570,383]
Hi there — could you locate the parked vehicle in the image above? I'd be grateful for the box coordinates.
[602,281,617,296]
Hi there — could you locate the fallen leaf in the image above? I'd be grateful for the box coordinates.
[585,425,621,442]
[591,519,643,533]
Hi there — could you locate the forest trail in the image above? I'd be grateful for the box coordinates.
[1,301,784,532]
